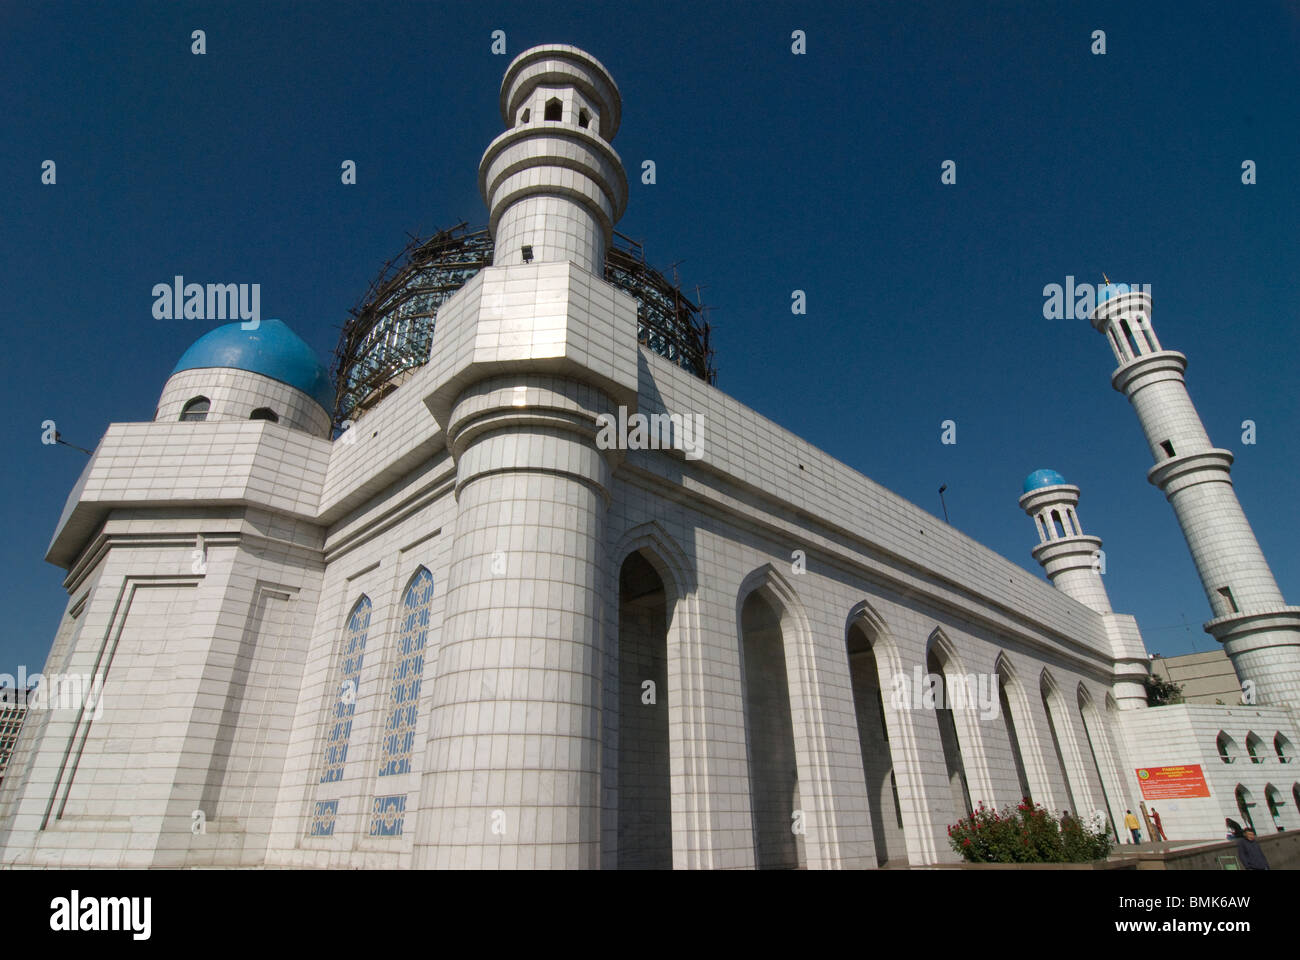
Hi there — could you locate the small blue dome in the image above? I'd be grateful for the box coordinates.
[172,319,333,411]
[1023,468,1068,493]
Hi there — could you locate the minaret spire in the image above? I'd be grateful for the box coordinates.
[1090,285,1300,706]
[478,44,628,274]
[1019,469,1149,709]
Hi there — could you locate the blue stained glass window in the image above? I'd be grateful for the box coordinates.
[310,800,338,836]
[377,568,434,777]
[319,596,371,784]
[368,795,406,836]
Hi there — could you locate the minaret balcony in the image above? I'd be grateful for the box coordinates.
[1110,349,1188,394]
[1031,534,1103,571]
[1147,448,1235,494]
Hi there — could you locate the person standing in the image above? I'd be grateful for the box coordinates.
[1236,828,1270,870]
[1150,807,1167,841]
[1124,809,1142,844]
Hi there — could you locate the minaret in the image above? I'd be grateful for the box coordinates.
[418,45,639,869]
[1090,283,1300,707]
[480,45,627,273]
[1020,469,1149,709]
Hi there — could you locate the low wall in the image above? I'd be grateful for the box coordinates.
[1132,830,1300,870]
[923,829,1298,869]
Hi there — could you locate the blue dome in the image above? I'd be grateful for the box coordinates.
[172,319,333,411]
[1023,468,1068,493]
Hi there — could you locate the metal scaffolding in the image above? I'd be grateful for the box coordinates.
[604,231,715,388]
[331,224,716,427]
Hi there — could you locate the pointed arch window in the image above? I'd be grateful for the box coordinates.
[377,567,434,777]
[1276,733,1294,764]
[1217,731,1239,764]
[1246,731,1264,763]
[320,596,371,784]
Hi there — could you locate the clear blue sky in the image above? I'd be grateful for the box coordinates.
[2,1,1298,674]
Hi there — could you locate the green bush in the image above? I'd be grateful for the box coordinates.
[948,800,1112,863]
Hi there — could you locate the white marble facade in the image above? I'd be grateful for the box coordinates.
[2,44,1295,870]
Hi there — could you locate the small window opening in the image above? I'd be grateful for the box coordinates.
[544,98,562,121]
[1217,732,1236,763]
[1049,509,1064,539]
[1246,733,1262,763]
[249,407,279,423]
[578,107,590,128]
[180,397,210,422]
[520,108,530,123]
[1119,318,1140,356]
[1107,328,1126,361]
[521,245,534,263]
[1160,440,1176,458]
[1218,587,1239,614]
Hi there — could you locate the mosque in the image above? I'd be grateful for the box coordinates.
[1,44,1297,869]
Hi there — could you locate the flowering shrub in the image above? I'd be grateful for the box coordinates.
[947,800,1112,863]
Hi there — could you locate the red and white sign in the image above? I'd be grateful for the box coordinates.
[1135,765,1211,800]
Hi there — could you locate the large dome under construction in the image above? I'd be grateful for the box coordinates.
[330,223,716,427]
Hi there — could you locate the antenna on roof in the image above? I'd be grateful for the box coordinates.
[54,432,93,456]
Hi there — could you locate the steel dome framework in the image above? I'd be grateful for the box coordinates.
[331,223,715,427]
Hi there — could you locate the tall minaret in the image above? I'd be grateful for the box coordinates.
[419,45,639,869]
[1020,469,1149,709]
[1090,283,1300,707]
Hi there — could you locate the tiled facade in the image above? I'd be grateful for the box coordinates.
[0,44,1294,870]
[1113,705,1300,841]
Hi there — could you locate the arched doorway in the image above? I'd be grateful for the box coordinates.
[846,621,904,865]
[614,550,672,868]
[927,646,973,822]
[1077,686,1121,841]
[739,589,805,869]
[1040,674,1078,816]
[995,659,1033,804]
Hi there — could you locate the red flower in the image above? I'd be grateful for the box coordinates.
[963,838,971,846]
